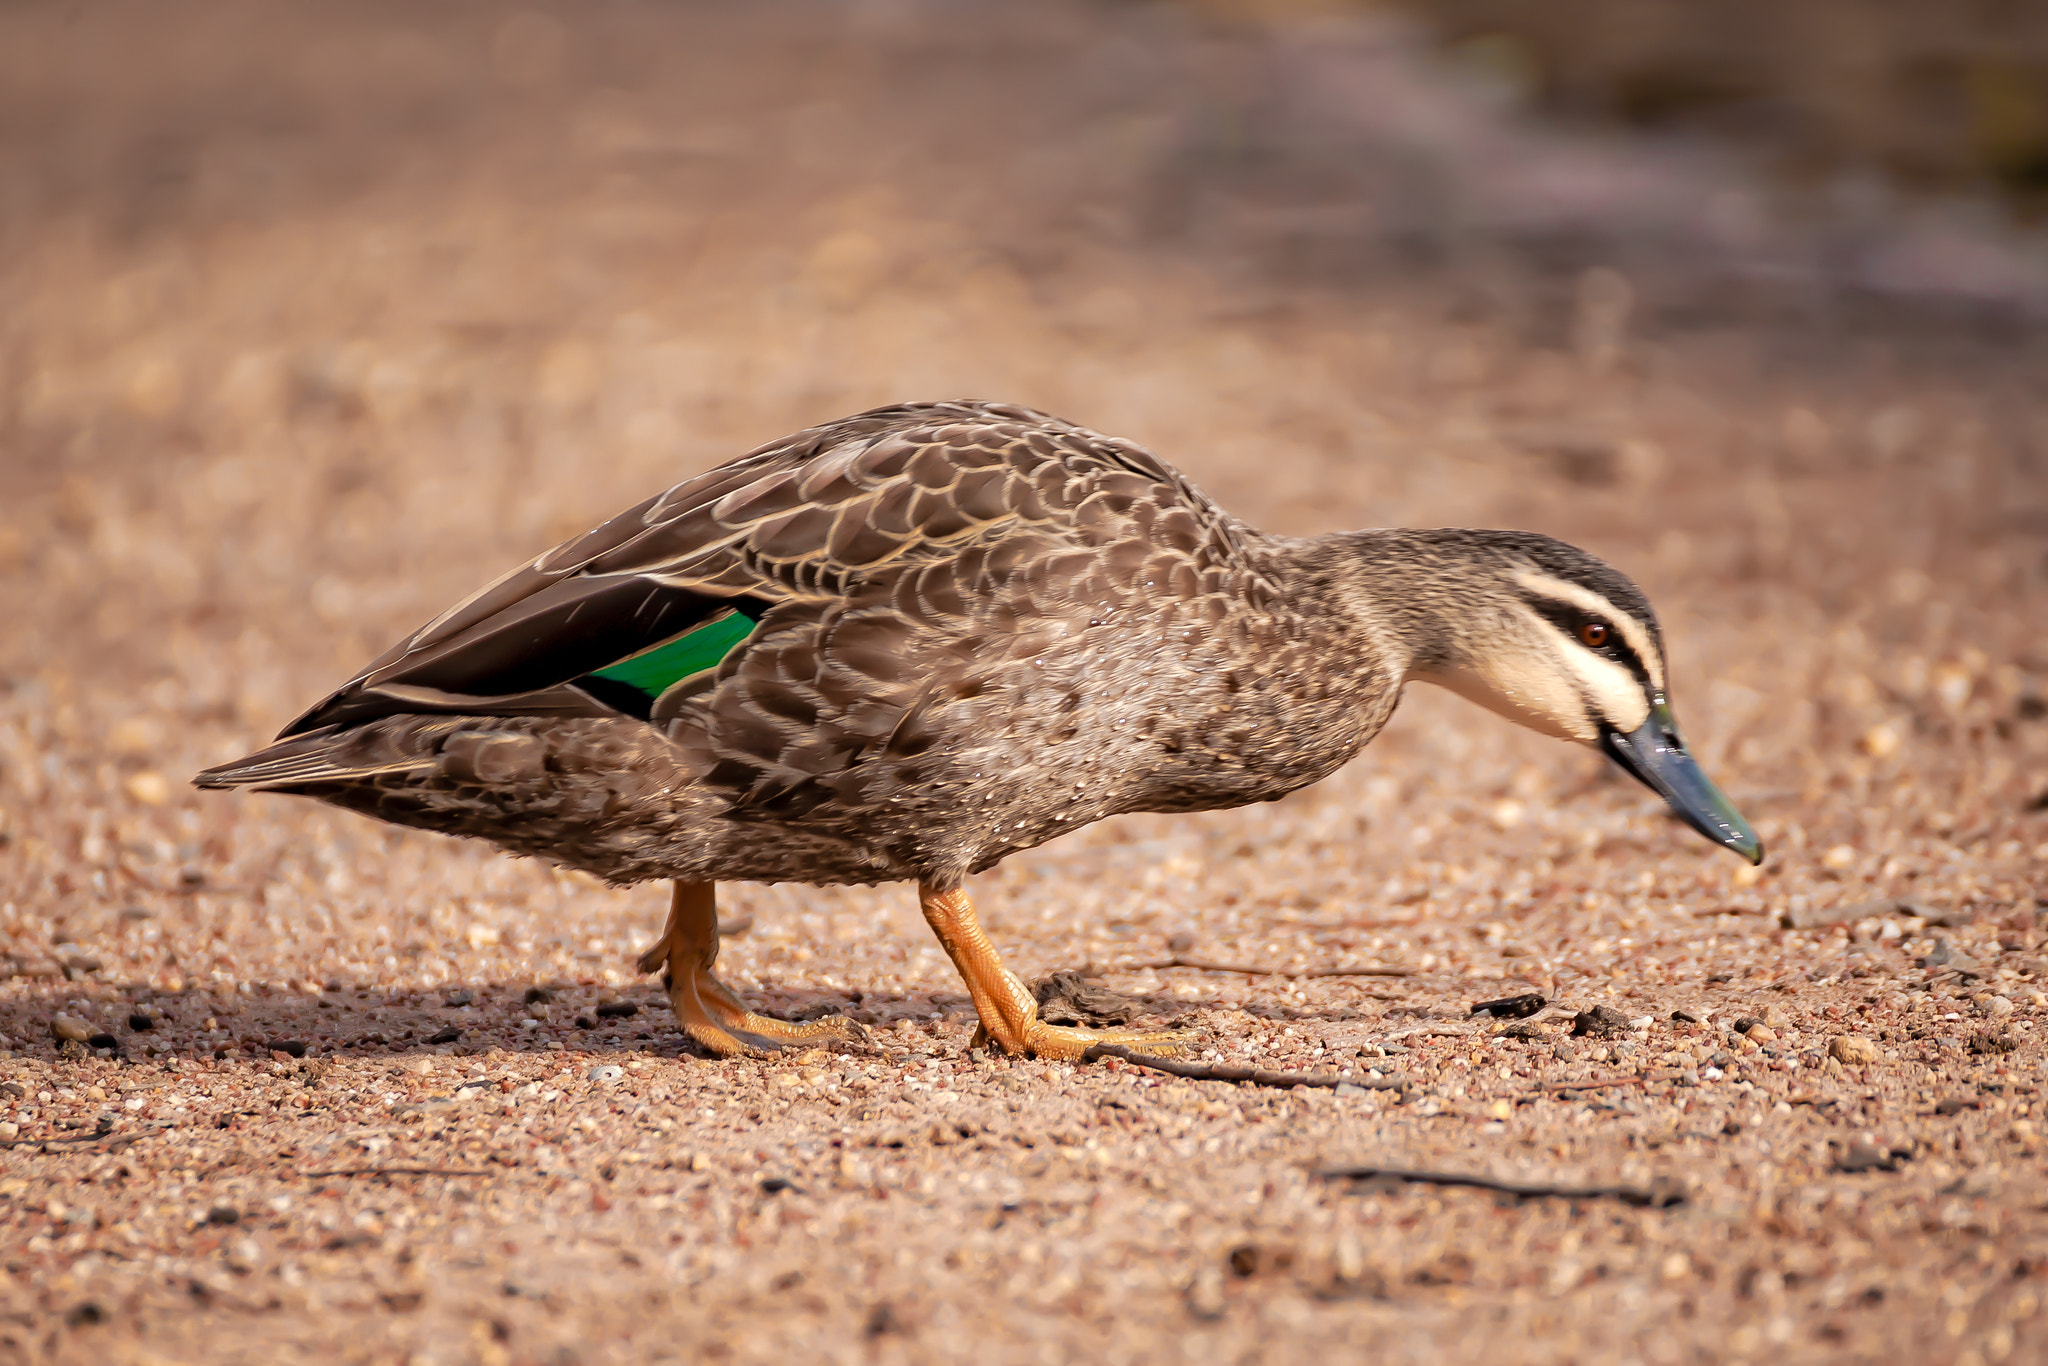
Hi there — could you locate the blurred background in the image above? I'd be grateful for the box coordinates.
[0,0,2044,987]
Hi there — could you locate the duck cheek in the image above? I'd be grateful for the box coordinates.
[1413,663,1590,744]
[1558,652,1649,735]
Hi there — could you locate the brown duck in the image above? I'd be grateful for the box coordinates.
[196,400,1761,1058]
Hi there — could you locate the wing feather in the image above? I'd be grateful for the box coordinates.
[278,400,1253,741]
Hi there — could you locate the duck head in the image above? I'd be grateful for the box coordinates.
[1351,529,1763,865]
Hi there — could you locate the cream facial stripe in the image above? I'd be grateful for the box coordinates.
[1516,610,1652,734]
[1511,570,1666,693]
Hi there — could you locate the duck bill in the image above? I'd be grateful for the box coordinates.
[1600,701,1764,865]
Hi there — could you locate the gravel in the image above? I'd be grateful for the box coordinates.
[1,4,2046,1364]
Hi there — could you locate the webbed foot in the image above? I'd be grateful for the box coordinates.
[920,884,1185,1061]
[640,882,860,1058]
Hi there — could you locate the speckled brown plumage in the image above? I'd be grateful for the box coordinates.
[196,400,1407,889]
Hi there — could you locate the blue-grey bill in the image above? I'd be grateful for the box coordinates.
[1601,702,1764,865]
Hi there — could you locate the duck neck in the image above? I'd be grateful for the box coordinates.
[1279,528,1483,686]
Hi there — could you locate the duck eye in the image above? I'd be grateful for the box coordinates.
[1578,622,1609,648]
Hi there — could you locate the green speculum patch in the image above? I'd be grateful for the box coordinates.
[589,603,764,699]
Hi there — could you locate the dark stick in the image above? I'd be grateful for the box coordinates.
[1111,956,1412,979]
[1,1125,164,1151]
[301,1167,492,1179]
[1081,1043,1408,1092]
[1319,1165,1684,1208]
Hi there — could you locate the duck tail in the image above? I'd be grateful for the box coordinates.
[192,724,434,791]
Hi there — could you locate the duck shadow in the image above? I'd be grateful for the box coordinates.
[0,967,1402,1066]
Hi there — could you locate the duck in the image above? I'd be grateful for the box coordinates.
[195,399,1761,1060]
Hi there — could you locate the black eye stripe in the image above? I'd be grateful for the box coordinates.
[1526,599,1651,685]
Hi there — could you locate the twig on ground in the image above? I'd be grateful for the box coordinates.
[1319,1165,1685,1208]
[301,1167,493,1179]
[2,1124,165,1152]
[1081,1043,1408,1092]
[1106,956,1412,979]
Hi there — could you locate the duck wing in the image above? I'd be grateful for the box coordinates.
[268,399,1253,752]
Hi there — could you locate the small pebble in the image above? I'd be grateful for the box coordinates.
[1830,1035,1881,1065]
[445,989,475,1007]
[128,1012,154,1031]
[1981,995,2015,1018]
[1833,1141,1899,1174]
[427,1027,461,1045]
[50,1013,91,1043]
[1743,1024,1778,1044]
[206,1206,240,1226]
[595,1001,639,1019]
[272,1040,308,1058]
[225,1237,262,1273]
[57,950,103,976]
[524,987,554,1004]
[588,1064,624,1083]
[1572,1005,1629,1038]
[86,1033,119,1051]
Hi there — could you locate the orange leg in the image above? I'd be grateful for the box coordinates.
[918,883,1182,1061]
[637,881,855,1057]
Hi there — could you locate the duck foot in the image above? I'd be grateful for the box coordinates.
[919,884,1185,1062]
[639,881,859,1058]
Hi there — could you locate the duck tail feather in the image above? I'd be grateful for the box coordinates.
[191,725,434,791]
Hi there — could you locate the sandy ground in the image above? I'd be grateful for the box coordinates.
[2,3,2047,1363]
